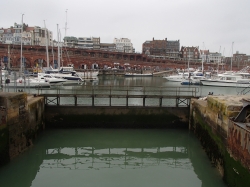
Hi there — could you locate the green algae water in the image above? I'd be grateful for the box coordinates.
[0,128,227,187]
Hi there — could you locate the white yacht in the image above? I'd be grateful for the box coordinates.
[37,73,67,84]
[200,74,250,87]
[164,72,190,82]
[43,67,83,82]
[3,76,50,88]
[181,75,207,85]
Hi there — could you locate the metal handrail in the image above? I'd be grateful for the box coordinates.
[38,85,199,97]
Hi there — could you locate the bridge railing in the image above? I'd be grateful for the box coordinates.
[38,85,199,107]
[38,85,198,97]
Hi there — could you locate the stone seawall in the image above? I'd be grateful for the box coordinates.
[44,106,189,128]
[0,93,44,166]
[190,95,250,187]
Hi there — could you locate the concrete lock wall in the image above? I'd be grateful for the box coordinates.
[44,106,190,128]
[190,96,250,187]
[0,93,45,166]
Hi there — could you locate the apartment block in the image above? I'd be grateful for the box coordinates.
[113,38,133,53]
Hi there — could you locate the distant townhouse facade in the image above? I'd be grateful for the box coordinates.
[63,36,116,51]
[0,28,4,43]
[209,52,222,64]
[100,43,116,51]
[93,37,100,49]
[77,37,94,49]
[200,50,210,63]
[63,36,100,49]
[232,51,250,68]
[180,46,200,60]
[0,23,53,46]
[33,26,53,46]
[64,36,78,47]
[233,51,246,63]
[166,39,180,58]
[113,38,133,53]
[1,28,13,44]
[143,38,180,57]
[142,38,167,56]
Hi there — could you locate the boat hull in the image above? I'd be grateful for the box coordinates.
[200,79,250,87]
[3,81,50,88]
[124,73,153,77]
[76,71,99,78]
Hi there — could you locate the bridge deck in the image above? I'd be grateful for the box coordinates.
[39,86,199,107]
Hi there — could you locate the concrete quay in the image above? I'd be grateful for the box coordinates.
[190,95,250,186]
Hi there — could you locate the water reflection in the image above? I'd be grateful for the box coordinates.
[43,146,190,171]
[0,127,227,187]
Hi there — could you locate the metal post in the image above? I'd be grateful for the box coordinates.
[126,88,128,107]
[159,97,162,107]
[143,97,145,107]
[56,95,59,105]
[92,95,94,106]
[74,95,77,106]
[92,87,94,106]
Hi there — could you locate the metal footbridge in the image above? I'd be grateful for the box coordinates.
[38,85,199,107]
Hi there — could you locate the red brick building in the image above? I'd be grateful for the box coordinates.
[142,38,167,56]
[180,46,200,60]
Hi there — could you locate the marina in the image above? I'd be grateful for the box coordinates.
[1,74,250,187]
[1,1,250,186]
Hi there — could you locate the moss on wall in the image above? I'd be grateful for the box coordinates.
[191,109,250,187]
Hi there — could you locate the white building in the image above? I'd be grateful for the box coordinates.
[200,50,210,63]
[209,52,222,64]
[113,38,133,53]
[0,23,53,46]
[33,26,53,46]
[77,37,94,49]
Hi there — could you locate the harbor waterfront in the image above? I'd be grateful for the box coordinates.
[1,75,250,186]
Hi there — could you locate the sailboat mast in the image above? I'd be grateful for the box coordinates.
[64,9,68,45]
[44,20,49,68]
[20,14,24,75]
[188,49,190,73]
[8,44,10,69]
[52,43,54,68]
[57,24,60,69]
[201,51,204,74]
[217,46,221,74]
[59,30,63,67]
[231,42,234,71]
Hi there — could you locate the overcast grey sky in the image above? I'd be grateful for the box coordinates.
[2,0,250,56]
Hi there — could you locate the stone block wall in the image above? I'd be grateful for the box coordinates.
[0,93,44,166]
[227,119,250,171]
[190,95,250,187]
